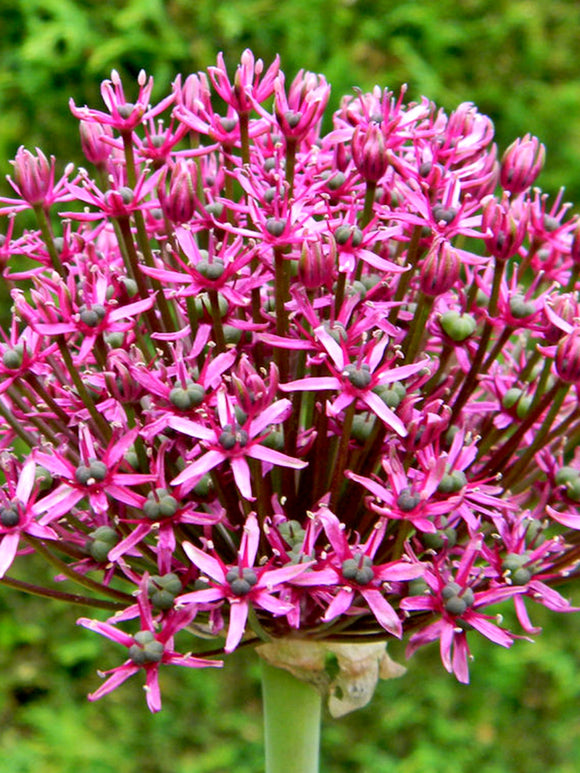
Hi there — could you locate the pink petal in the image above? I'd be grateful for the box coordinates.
[279,376,340,392]
[87,663,139,702]
[362,391,407,436]
[0,532,20,577]
[361,589,402,636]
[247,444,307,469]
[323,588,354,621]
[225,599,249,652]
[182,542,226,583]
[171,449,225,487]
[144,667,162,712]
[108,523,151,563]
[77,618,135,648]
[15,458,36,504]
[230,455,254,500]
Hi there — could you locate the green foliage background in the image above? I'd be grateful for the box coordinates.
[1,0,580,770]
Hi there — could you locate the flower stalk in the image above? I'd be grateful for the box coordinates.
[261,661,321,773]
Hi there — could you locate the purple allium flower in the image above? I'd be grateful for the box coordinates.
[1,51,580,709]
[78,577,222,712]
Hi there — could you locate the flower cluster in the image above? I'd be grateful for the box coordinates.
[1,50,580,709]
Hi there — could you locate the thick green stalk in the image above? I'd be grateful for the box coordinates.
[261,661,321,773]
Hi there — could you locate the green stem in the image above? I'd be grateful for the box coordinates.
[57,339,112,442]
[329,401,357,511]
[403,292,434,364]
[0,575,125,611]
[261,661,321,773]
[388,225,424,326]
[33,205,65,275]
[23,535,134,603]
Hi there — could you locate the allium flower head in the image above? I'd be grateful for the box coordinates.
[1,51,580,712]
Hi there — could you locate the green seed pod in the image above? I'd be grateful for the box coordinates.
[515,395,533,420]
[437,470,467,494]
[87,527,118,562]
[397,489,421,512]
[79,309,100,327]
[334,225,353,245]
[325,322,347,344]
[197,259,225,281]
[261,429,285,451]
[442,581,462,599]
[134,630,155,645]
[229,578,252,596]
[278,520,306,548]
[119,186,133,204]
[354,565,375,585]
[35,467,53,491]
[129,632,164,665]
[169,387,194,410]
[444,595,467,616]
[266,218,286,237]
[555,466,580,487]
[344,364,372,389]
[143,499,161,520]
[205,202,224,218]
[372,384,403,409]
[88,460,107,481]
[223,325,242,344]
[158,495,178,518]
[149,589,175,610]
[2,346,23,370]
[422,531,444,550]
[502,388,523,410]
[0,507,20,527]
[461,587,475,607]
[511,567,532,585]
[75,465,93,485]
[341,558,359,580]
[186,382,205,405]
[121,277,139,297]
[439,310,477,342]
[105,332,125,348]
[89,540,111,563]
[502,552,528,573]
[565,477,580,502]
[408,578,429,596]
[326,172,345,190]
[158,573,182,595]
[509,293,536,319]
[90,526,118,544]
[423,527,457,550]
[351,414,374,442]
[192,475,214,498]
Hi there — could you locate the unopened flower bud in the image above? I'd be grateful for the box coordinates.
[352,123,388,182]
[420,240,460,296]
[500,134,545,196]
[79,121,114,165]
[555,330,580,383]
[158,161,197,224]
[570,220,580,267]
[481,194,527,261]
[543,294,579,343]
[298,234,336,289]
[12,146,52,205]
